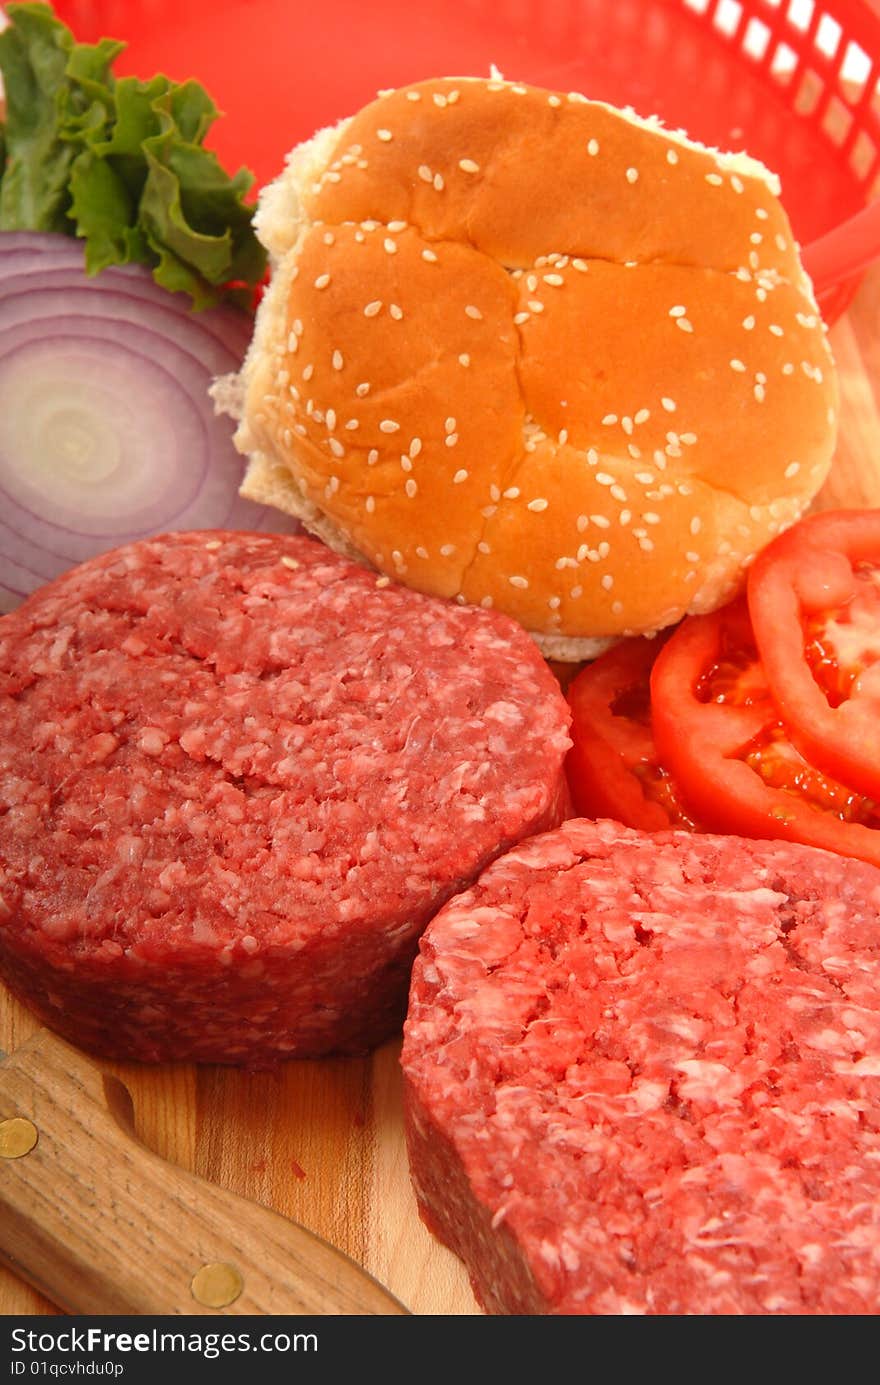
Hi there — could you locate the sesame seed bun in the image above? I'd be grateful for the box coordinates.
[224,76,839,658]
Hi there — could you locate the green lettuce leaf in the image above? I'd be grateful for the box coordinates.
[0,2,266,308]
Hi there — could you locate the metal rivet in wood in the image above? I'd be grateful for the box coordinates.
[0,1117,38,1160]
[190,1261,244,1309]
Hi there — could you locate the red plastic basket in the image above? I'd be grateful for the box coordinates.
[49,0,880,321]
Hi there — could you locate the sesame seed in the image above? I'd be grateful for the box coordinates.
[690,517,702,535]
[743,315,755,330]
[686,551,700,563]
[576,514,589,532]
[324,170,341,183]
[440,544,456,558]
[731,175,744,193]
[400,455,412,471]
[611,484,628,501]
[750,231,763,245]
[433,92,448,107]
[406,90,421,101]
[755,383,766,402]
[477,541,492,554]
[669,305,686,317]
[680,432,698,445]
[782,362,794,375]
[570,585,583,599]
[377,128,393,141]
[458,353,471,366]
[548,94,562,107]
[643,513,660,525]
[346,419,359,430]
[503,487,520,499]
[634,409,650,425]
[755,207,769,220]
[328,438,345,458]
[422,248,439,263]
[558,428,569,445]
[602,413,618,426]
[769,323,783,336]
[627,444,641,460]
[784,461,800,479]
[459,158,480,173]
[380,419,400,433]
[514,311,531,325]
[389,304,403,320]
[364,300,382,318]
[528,300,544,313]
[626,167,639,183]
[622,416,634,436]
[731,358,746,372]
[596,472,615,486]
[465,304,483,320]
[302,364,314,381]
[490,485,501,502]
[326,408,337,430]
[666,148,679,165]
[332,350,344,370]
[280,554,299,569]
[543,273,564,286]
[405,479,418,498]
[661,397,676,412]
[601,574,614,590]
[445,434,459,447]
[375,573,389,585]
[528,498,549,512]
[384,238,397,254]
[367,449,379,465]
[775,234,787,251]
[444,417,456,433]
[705,172,724,186]
[314,274,331,289]
[410,438,423,457]
[587,448,599,466]
[433,172,445,191]
[509,576,529,589]
[356,382,371,397]
[453,469,468,483]
[587,138,600,156]
[418,164,433,182]
[676,318,694,333]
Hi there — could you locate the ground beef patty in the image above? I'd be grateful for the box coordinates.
[0,531,570,1064]
[402,817,880,1315]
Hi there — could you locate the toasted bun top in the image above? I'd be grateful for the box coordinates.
[229,76,839,657]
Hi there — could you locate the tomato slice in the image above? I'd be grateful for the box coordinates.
[565,638,701,832]
[650,597,880,868]
[747,508,880,800]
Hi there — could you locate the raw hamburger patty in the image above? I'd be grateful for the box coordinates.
[0,531,570,1064]
[402,817,880,1315]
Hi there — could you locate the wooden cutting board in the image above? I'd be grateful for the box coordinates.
[3,263,880,1319]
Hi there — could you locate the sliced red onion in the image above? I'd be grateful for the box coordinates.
[0,231,297,612]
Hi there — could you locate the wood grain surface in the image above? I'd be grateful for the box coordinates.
[2,263,880,1320]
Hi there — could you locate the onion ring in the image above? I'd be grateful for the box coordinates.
[0,231,297,611]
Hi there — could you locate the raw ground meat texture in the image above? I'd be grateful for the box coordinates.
[402,817,880,1315]
[0,530,571,1064]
